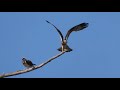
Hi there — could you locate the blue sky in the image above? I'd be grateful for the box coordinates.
[0,12,120,78]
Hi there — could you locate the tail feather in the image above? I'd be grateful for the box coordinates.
[57,45,72,52]
[57,47,62,51]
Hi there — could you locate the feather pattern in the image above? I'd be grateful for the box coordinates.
[65,23,89,40]
[22,58,35,68]
[46,20,64,42]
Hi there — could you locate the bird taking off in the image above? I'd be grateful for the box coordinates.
[22,58,36,68]
[46,20,89,52]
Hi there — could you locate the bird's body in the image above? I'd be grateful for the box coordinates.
[46,20,89,52]
[57,39,72,52]
[22,58,36,68]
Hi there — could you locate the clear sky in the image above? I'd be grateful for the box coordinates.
[0,12,120,78]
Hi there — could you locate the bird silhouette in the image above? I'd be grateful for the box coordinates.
[22,58,36,68]
[46,20,89,52]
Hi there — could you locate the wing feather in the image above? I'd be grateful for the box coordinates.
[65,22,89,40]
[46,20,64,42]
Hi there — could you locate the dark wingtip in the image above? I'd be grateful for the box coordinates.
[46,20,49,23]
[85,23,89,27]
[86,23,89,26]
[81,22,89,28]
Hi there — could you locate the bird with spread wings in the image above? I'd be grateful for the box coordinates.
[46,20,89,52]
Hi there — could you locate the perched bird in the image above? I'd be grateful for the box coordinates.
[22,58,36,68]
[46,20,89,52]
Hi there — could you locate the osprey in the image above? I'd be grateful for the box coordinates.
[46,20,89,52]
[22,58,36,68]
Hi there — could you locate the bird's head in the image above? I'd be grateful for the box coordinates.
[62,39,67,45]
[22,58,26,61]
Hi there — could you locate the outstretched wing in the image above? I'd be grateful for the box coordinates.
[46,20,64,42]
[65,22,89,40]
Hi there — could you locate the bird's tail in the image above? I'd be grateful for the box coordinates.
[57,47,62,51]
[57,45,72,52]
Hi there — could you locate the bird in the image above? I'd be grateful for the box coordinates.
[46,20,89,52]
[22,58,36,68]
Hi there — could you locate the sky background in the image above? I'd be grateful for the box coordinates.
[0,12,120,78]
